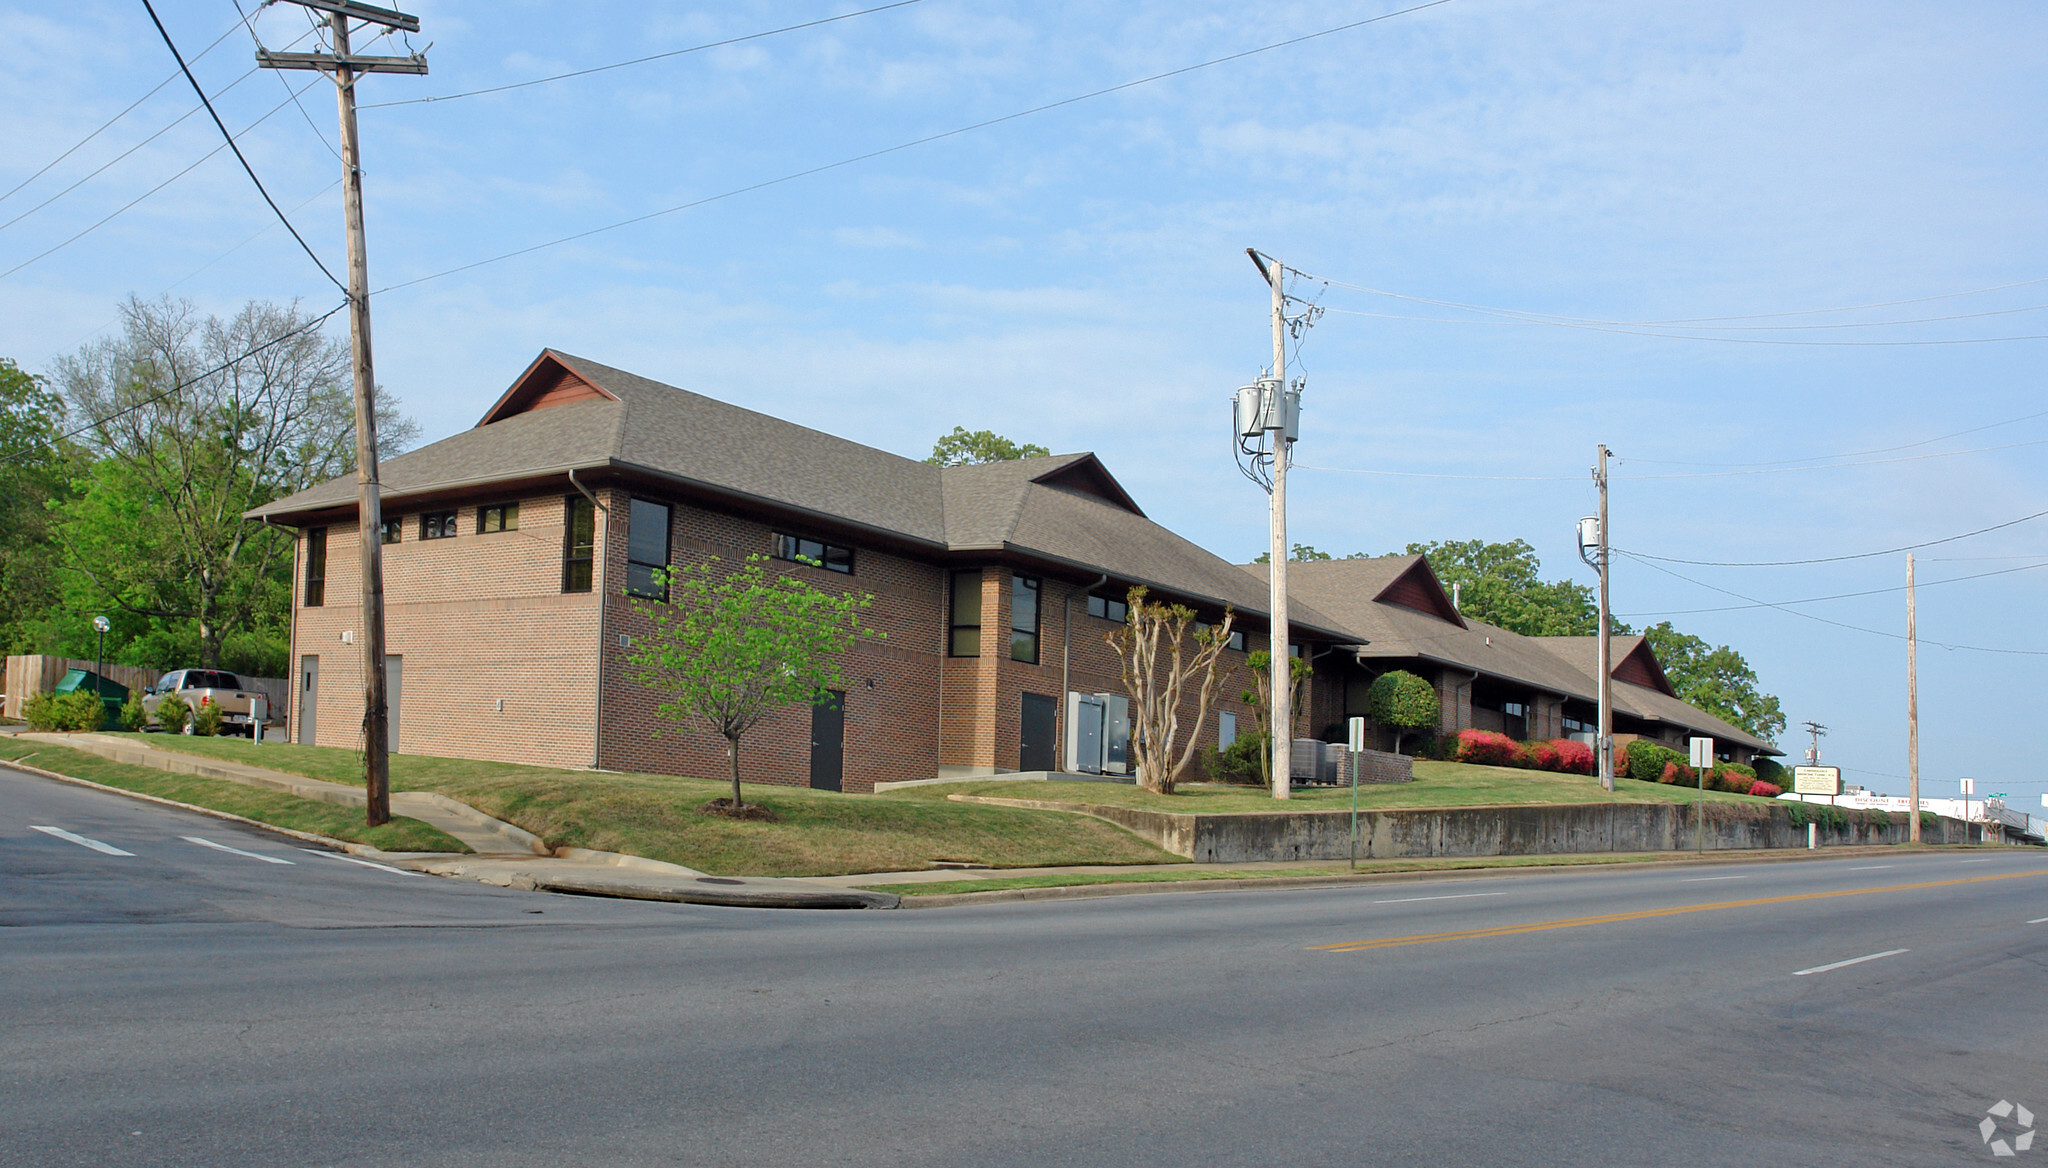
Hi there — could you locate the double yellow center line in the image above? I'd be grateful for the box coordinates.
[1311,868,2047,954]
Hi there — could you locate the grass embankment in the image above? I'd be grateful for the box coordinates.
[889,759,1783,814]
[0,737,464,853]
[81,735,1180,877]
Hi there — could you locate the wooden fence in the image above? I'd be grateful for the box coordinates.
[3,655,287,724]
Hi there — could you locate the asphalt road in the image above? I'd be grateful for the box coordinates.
[5,763,2045,1168]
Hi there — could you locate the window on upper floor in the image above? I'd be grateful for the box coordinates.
[774,532,853,574]
[948,570,981,657]
[626,498,671,601]
[421,511,458,540]
[380,519,402,545]
[1194,620,1245,652]
[1086,594,1128,623]
[479,503,519,533]
[303,527,326,607]
[1010,574,1040,664]
[563,496,595,593]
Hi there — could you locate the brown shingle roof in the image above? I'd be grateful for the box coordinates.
[249,349,1350,632]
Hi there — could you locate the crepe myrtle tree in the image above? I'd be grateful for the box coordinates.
[1107,586,1234,795]
[627,555,877,811]
[1241,649,1312,791]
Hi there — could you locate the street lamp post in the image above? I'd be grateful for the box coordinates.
[93,615,111,728]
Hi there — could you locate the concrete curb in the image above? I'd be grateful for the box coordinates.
[3,747,893,910]
[0,754,407,860]
[878,845,1973,909]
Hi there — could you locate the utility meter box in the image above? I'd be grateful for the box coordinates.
[1064,691,1131,774]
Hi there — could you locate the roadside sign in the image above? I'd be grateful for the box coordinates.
[1792,766,1842,796]
[1960,777,1975,795]
[1347,716,1366,753]
[1688,737,1713,769]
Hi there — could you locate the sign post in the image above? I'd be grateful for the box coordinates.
[1960,777,1974,826]
[1348,716,1366,870]
[1689,737,1713,853]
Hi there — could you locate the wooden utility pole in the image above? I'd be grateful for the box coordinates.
[1594,444,1613,791]
[258,0,426,825]
[1260,251,1292,800]
[1907,552,1920,842]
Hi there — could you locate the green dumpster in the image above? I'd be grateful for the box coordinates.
[54,668,128,731]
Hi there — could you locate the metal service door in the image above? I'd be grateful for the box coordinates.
[297,656,318,744]
[1020,692,1057,772]
[810,690,845,792]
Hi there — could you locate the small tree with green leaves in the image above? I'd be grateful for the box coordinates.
[628,555,877,812]
[1242,649,1312,793]
[1364,669,1438,755]
[1106,587,1233,795]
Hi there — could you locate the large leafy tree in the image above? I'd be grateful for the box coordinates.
[1406,538,1621,637]
[53,295,416,673]
[627,555,877,811]
[925,427,1049,466]
[0,358,76,653]
[1642,621,1786,743]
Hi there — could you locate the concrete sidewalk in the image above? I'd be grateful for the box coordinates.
[14,732,895,910]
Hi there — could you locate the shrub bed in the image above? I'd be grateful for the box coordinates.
[1451,729,1594,776]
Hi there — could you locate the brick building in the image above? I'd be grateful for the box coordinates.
[251,350,1357,794]
[1257,557,1778,764]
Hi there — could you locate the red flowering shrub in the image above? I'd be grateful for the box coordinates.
[1749,780,1783,798]
[1716,769,1757,795]
[1549,738,1594,775]
[1659,760,1696,785]
[1526,740,1562,771]
[1454,729,1524,768]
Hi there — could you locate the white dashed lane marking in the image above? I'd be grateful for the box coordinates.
[184,836,295,865]
[29,825,134,856]
[1682,875,1748,883]
[1372,892,1504,905]
[297,848,418,876]
[1793,948,1909,977]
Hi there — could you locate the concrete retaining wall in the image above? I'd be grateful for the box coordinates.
[953,795,1977,862]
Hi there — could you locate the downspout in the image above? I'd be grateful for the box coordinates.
[569,469,609,769]
[1062,573,1111,772]
[263,513,293,743]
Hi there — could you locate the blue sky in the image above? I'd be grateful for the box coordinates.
[3,1,2044,805]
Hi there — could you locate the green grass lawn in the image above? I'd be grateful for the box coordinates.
[0,738,464,853]
[78,734,1181,877]
[888,759,1782,815]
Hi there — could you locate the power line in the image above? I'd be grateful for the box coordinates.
[1621,506,2048,567]
[375,0,1456,294]
[0,13,250,207]
[0,22,323,235]
[1613,437,2048,479]
[1618,552,2048,656]
[140,0,344,292]
[1616,407,2048,469]
[1291,265,2048,328]
[56,299,350,445]
[0,75,327,282]
[362,0,929,110]
[237,0,342,162]
[1317,303,2048,346]
[1293,462,1581,482]
[1617,559,2048,616]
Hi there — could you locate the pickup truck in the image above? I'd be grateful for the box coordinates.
[142,669,274,738]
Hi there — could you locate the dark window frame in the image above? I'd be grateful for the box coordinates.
[303,527,326,607]
[1010,574,1041,664]
[478,502,520,534]
[1195,619,1245,652]
[380,518,402,545]
[625,497,672,601]
[420,510,458,540]
[1086,593,1128,623]
[773,532,854,575]
[948,570,982,658]
[563,495,595,593]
